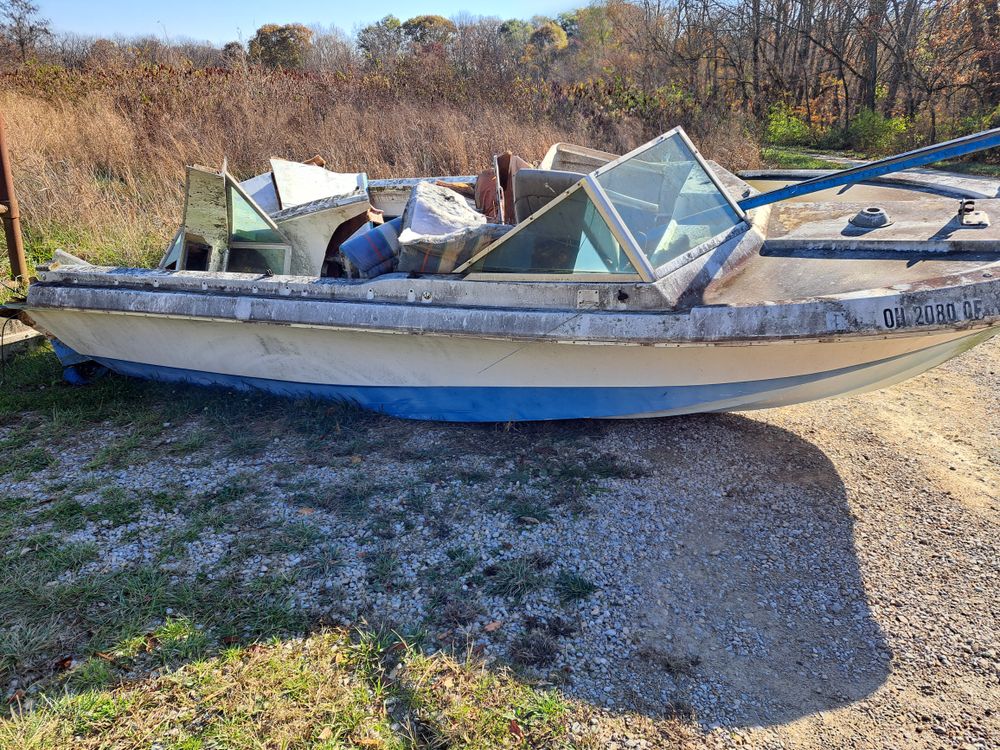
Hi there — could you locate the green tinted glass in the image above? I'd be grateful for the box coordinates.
[469,186,636,275]
[229,184,284,243]
[595,133,741,268]
[161,230,183,269]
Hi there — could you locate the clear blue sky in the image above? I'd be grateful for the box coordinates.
[39,1,579,45]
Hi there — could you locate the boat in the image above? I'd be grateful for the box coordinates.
[5,127,1000,422]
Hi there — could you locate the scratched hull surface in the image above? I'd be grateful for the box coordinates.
[26,305,996,421]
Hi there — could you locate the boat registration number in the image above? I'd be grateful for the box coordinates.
[881,299,986,329]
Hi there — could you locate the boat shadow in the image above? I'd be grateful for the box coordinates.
[503,412,891,729]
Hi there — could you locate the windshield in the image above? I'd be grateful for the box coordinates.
[229,183,285,243]
[468,185,637,275]
[594,131,742,269]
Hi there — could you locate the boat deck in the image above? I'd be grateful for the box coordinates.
[705,194,1000,304]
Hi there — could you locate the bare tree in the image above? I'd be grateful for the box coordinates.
[0,0,50,62]
[306,24,355,72]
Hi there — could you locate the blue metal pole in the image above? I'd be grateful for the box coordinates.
[738,127,1000,210]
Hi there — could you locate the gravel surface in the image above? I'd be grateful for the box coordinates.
[3,336,997,749]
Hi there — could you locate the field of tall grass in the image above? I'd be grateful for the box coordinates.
[0,66,760,277]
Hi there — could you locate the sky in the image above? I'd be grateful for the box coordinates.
[38,0,579,45]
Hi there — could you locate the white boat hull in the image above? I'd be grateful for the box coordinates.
[27,307,996,421]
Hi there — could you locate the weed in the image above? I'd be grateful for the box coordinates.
[638,643,702,675]
[90,486,139,526]
[169,429,210,454]
[367,549,400,590]
[313,481,378,520]
[150,487,186,512]
[587,453,647,479]
[484,557,545,599]
[270,462,297,480]
[40,498,86,531]
[0,620,65,675]
[524,614,576,638]
[439,597,483,628]
[510,629,561,667]
[0,428,33,453]
[225,433,267,458]
[445,546,478,576]
[0,446,54,478]
[210,474,255,504]
[0,496,29,514]
[301,544,342,578]
[86,424,161,469]
[62,693,134,737]
[454,466,492,483]
[153,617,210,664]
[506,495,553,523]
[37,541,99,573]
[68,657,117,690]
[66,475,107,495]
[262,520,323,554]
[157,523,203,560]
[554,570,599,602]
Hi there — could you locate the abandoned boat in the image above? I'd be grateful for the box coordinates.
[8,127,1000,421]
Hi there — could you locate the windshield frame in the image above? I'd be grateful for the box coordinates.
[589,127,749,278]
[460,127,749,282]
[456,177,650,281]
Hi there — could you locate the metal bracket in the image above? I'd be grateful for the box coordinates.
[958,199,990,227]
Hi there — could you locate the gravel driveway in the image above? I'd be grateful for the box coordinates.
[2,336,997,749]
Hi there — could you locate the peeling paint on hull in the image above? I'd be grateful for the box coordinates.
[30,295,994,421]
[81,328,992,422]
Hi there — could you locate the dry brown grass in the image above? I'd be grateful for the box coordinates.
[1,88,582,271]
[0,67,758,275]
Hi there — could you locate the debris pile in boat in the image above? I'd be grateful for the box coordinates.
[159,142,625,281]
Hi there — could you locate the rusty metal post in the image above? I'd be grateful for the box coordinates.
[0,111,28,284]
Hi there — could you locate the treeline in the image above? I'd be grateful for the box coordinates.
[2,0,998,155]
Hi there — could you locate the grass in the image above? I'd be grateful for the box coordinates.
[444,546,478,576]
[554,571,599,603]
[85,424,163,469]
[292,476,394,520]
[0,630,570,749]
[761,145,1000,178]
[0,345,377,450]
[0,446,54,479]
[484,557,547,600]
[0,344,645,746]
[510,629,561,668]
[928,159,1000,178]
[506,495,554,523]
[367,549,401,590]
[760,146,844,170]
[90,487,140,527]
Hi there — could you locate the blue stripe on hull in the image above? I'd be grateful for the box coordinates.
[80,335,969,422]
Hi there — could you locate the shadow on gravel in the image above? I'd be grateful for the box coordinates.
[607,413,891,729]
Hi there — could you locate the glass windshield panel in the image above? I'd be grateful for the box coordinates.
[595,133,741,268]
[229,184,284,243]
[468,186,636,275]
[161,230,183,269]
